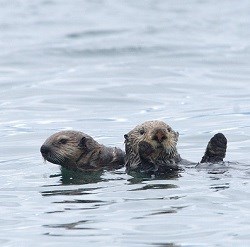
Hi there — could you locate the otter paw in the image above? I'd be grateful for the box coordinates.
[138,141,155,158]
[201,133,227,163]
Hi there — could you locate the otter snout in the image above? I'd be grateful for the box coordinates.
[40,145,50,156]
[152,129,167,143]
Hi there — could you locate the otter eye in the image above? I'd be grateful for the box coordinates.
[139,129,145,135]
[59,138,68,144]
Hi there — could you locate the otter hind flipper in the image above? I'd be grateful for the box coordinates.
[200,133,227,163]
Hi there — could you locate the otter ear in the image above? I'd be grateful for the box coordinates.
[124,134,129,141]
[78,137,87,148]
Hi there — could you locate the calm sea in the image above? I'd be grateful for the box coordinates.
[0,0,250,246]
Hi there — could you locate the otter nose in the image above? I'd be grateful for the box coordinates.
[153,129,166,143]
[40,145,50,155]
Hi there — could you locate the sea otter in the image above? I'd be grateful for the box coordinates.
[124,120,227,175]
[40,130,125,171]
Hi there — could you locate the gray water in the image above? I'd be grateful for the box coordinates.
[1,0,250,246]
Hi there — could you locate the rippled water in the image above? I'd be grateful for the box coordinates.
[1,0,250,246]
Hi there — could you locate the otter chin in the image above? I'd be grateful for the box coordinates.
[124,120,227,175]
[40,130,125,171]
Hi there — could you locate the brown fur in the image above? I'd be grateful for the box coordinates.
[40,130,125,171]
[124,120,182,174]
[124,120,227,175]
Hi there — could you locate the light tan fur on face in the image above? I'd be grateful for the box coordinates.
[124,120,180,169]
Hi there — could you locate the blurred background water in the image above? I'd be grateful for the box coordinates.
[0,0,250,246]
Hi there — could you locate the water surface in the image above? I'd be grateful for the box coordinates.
[0,1,250,246]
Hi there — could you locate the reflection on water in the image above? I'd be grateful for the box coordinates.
[129,183,178,191]
[51,168,105,185]
[196,161,231,176]
[42,187,97,197]
[148,209,177,215]
[127,170,181,184]
[44,220,95,230]
[210,183,230,192]
[151,244,181,247]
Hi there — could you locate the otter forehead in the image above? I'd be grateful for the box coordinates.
[43,130,91,144]
[141,120,170,129]
[129,120,173,134]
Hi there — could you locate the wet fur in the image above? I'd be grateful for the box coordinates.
[124,121,182,174]
[124,120,227,175]
[41,130,125,171]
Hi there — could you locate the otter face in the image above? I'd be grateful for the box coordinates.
[124,120,179,169]
[40,130,96,169]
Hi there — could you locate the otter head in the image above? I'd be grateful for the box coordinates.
[40,130,99,170]
[124,120,180,172]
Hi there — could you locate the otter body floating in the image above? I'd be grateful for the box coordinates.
[40,122,227,175]
[124,120,227,175]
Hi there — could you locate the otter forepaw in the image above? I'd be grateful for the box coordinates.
[138,141,155,158]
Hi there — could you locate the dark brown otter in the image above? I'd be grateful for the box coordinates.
[40,130,125,171]
[124,120,227,175]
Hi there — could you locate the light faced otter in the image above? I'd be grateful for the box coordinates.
[40,130,125,171]
[124,120,227,175]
